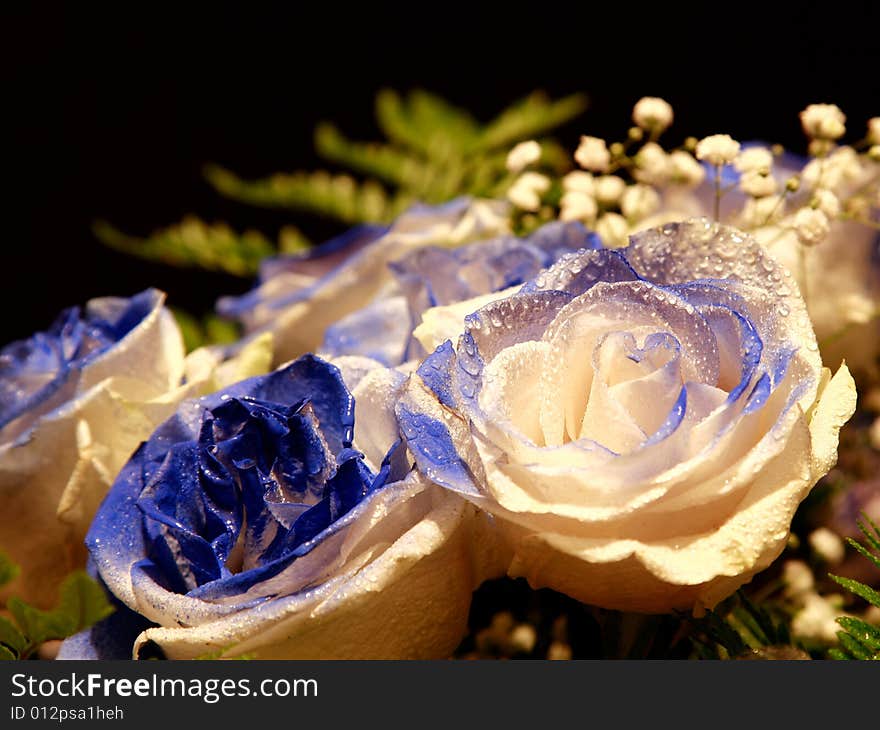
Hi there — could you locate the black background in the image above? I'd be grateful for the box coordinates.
[3,2,879,345]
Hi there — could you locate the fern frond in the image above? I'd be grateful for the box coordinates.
[94,217,278,277]
[477,91,588,152]
[314,123,427,187]
[374,88,480,160]
[204,165,392,223]
[827,513,880,659]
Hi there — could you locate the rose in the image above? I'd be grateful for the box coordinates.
[218,197,510,367]
[0,289,272,608]
[319,221,601,366]
[648,147,880,377]
[60,354,501,659]
[398,218,856,614]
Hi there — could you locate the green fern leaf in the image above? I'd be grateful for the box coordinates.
[94,217,275,277]
[477,91,588,152]
[829,574,880,608]
[314,123,427,187]
[204,165,392,223]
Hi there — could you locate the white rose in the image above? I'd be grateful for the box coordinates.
[399,219,855,614]
[0,289,273,608]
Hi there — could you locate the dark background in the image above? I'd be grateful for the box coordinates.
[3,2,879,345]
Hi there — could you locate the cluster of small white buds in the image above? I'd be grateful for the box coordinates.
[801,146,862,191]
[739,171,777,198]
[505,140,542,174]
[812,188,841,219]
[560,190,598,223]
[620,184,660,222]
[633,142,669,185]
[800,103,846,141]
[631,96,674,135]
[695,134,741,166]
[559,172,598,224]
[595,212,629,248]
[667,150,705,186]
[507,171,551,212]
[740,194,786,228]
[733,146,773,174]
[868,117,880,145]
[562,171,595,195]
[574,135,611,172]
[594,175,626,206]
[792,206,830,246]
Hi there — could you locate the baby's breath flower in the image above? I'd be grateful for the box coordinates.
[620,183,660,221]
[668,150,705,186]
[559,190,598,224]
[808,527,845,565]
[574,135,611,172]
[802,146,861,191]
[792,593,848,643]
[869,117,880,145]
[633,142,669,185]
[739,170,777,198]
[800,103,846,140]
[594,175,627,206]
[812,188,841,219]
[733,146,773,174]
[782,560,815,597]
[695,134,741,166]
[740,194,785,228]
[808,139,835,158]
[595,212,629,248]
[793,207,830,246]
[631,96,674,134]
[562,170,595,195]
[507,171,551,212]
[505,140,542,173]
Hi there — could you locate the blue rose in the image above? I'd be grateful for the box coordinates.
[61,354,496,659]
[217,198,511,366]
[0,290,189,607]
[320,220,602,366]
[398,218,856,614]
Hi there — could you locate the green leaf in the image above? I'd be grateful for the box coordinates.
[7,572,114,648]
[374,88,477,159]
[477,91,588,152]
[856,514,880,553]
[203,315,240,347]
[0,645,16,661]
[315,123,427,187]
[829,574,880,609]
[846,537,880,571]
[55,571,115,634]
[94,217,276,277]
[0,616,27,657]
[0,550,20,587]
[204,165,392,224]
[7,598,75,646]
[836,617,880,650]
[171,307,207,352]
[836,631,875,660]
[277,225,311,254]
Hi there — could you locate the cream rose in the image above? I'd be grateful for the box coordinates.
[398,218,856,614]
[0,290,272,608]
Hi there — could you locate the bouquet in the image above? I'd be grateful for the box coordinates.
[2,92,878,661]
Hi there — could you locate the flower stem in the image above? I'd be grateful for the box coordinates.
[798,244,810,307]
[713,164,721,221]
